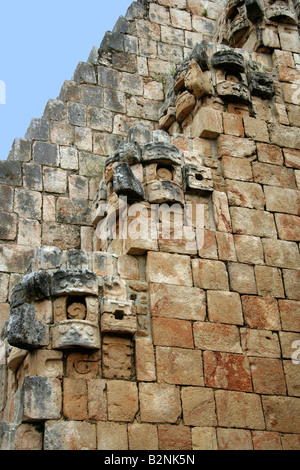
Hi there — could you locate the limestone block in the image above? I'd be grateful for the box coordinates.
[32,141,58,166]
[192,106,223,139]
[128,423,159,451]
[146,180,184,205]
[7,304,49,350]
[242,295,281,330]
[184,60,213,99]
[107,380,138,422]
[230,207,277,238]
[156,346,203,386]
[66,351,100,379]
[234,234,264,265]
[264,186,300,215]
[192,427,218,451]
[184,164,213,193]
[226,180,265,210]
[23,376,62,421]
[142,141,183,166]
[139,382,181,424]
[146,252,193,286]
[217,134,256,160]
[217,428,253,450]
[278,300,300,332]
[249,357,286,395]
[207,290,243,325]
[44,421,96,450]
[255,265,285,298]
[192,259,229,291]
[152,317,194,349]
[135,338,156,382]
[25,118,49,142]
[176,91,196,122]
[212,191,232,232]
[283,269,300,300]
[240,328,281,358]
[203,350,252,392]
[262,239,300,269]
[102,275,127,299]
[149,282,206,321]
[193,322,242,354]
[97,421,128,450]
[262,396,300,433]
[215,390,265,430]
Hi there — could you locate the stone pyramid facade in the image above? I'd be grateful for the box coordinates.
[0,0,300,450]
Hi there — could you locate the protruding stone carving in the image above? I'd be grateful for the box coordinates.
[101,298,136,335]
[52,320,100,350]
[7,304,49,350]
[184,165,214,193]
[51,270,98,296]
[113,162,145,201]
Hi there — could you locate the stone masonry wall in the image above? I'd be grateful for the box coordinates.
[0,0,300,451]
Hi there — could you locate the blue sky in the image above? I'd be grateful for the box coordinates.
[0,0,133,160]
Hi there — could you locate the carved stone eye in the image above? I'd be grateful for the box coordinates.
[156,165,173,180]
[67,302,87,320]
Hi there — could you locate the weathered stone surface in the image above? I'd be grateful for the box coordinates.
[156,346,203,386]
[255,265,285,298]
[217,135,256,160]
[263,239,300,269]
[23,376,62,421]
[107,380,138,422]
[265,186,300,216]
[44,421,96,450]
[204,351,252,392]
[207,291,243,325]
[262,396,300,433]
[230,207,277,238]
[135,338,156,382]
[97,422,128,450]
[192,427,218,451]
[250,357,286,395]
[192,259,229,291]
[283,269,300,300]
[215,390,265,430]
[52,320,100,350]
[240,328,281,358]
[158,424,192,451]
[242,295,280,330]
[192,106,223,138]
[152,317,194,348]
[149,282,206,321]
[146,252,193,286]
[234,234,264,265]
[228,263,257,295]
[226,180,265,210]
[217,428,253,451]
[128,423,159,450]
[193,322,242,353]
[139,382,181,424]
[51,269,98,296]
[7,304,49,350]
[279,300,300,332]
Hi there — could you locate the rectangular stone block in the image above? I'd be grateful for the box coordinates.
[156,346,203,386]
[222,156,253,181]
[234,234,264,265]
[44,421,96,450]
[243,116,269,142]
[207,290,243,325]
[262,396,300,433]
[129,423,159,451]
[255,265,285,298]
[146,252,193,286]
[215,390,265,430]
[0,161,22,186]
[0,184,14,212]
[230,207,277,238]
[63,378,87,420]
[139,382,181,424]
[181,386,216,427]
[249,357,286,395]
[193,322,242,353]
[283,269,300,300]
[152,317,194,348]
[32,141,59,166]
[0,212,17,241]
[135,338,156,382]
[203,351,252,392]
[212,191,232,232]
[269,124,300,149]
[240,328,281,358]
[242,295,281,331]
[192,259,229,291]
[263,239,300,269]
[149,282,206,321]
[228,263,257,295]
[42,222,80,250]
[192,106,223,139]
[107,380,138,422]
[217,135,256,160]
[97,421,128,450]
[23,377,62,421]
[265,186,300,215]
[226,180,265,210]
[217,428,253,450]
[257,142,283,166]
[278,300,300,332]
[25,118,49,141]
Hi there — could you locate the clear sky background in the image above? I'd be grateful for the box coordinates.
[0,0,133,160]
